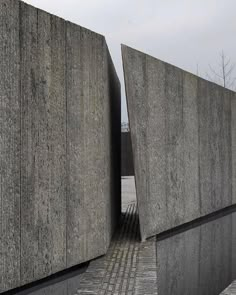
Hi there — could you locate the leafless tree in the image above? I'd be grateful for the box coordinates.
[206,50,236,91]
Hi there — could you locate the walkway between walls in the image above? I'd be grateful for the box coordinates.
[221,282,236,295]
[74,203,158,295]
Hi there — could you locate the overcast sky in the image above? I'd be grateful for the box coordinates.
[24,0,236,122]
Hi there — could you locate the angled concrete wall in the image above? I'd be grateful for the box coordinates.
[122,44,236,240]
[232,98,236,205]
[0,1,120,292]
[121,132,134,176]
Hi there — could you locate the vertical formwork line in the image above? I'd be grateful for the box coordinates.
[19,1,22,285]
[64,20,68,291]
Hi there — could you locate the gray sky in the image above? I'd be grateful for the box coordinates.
[24,0,236,122]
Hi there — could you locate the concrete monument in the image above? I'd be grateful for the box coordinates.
[0,1,121,292]
[122,44,236,240]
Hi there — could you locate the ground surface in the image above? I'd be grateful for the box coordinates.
[75,203,157,295]
[121,176,136,211]
[74,176,158,294]
[221,281,236,295]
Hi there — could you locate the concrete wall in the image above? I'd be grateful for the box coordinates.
[121,132,134,176]
[122,44,236,240]
[232,98,236,205]
[0,1,121,292]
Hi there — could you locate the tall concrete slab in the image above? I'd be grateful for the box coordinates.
[232,96,236,204]
[0,1,120,292]
[104,48,121,247]
[20,4,67,284]
[66,24,121,266]
[183,72,199,222]
[20,2,39,283]
[66,23,89,266]
[0,1,21,292]
[122,45,235,240]
[198,81,232,216]
[232,211,236,279]
[165,63,185,230]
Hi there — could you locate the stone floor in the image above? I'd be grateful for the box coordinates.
[75,203,157,295]
[121,176,137,211]
[221,281,236,295]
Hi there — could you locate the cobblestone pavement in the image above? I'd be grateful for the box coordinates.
[75,203,158,295]
[221,281,236,295]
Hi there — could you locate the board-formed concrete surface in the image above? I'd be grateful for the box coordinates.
[0,1,120,292]
[232,98,236,205]
[122,44,236,240]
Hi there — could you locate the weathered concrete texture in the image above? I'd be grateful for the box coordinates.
[232,97,236,204]
[122,44,236,240]
[0,1,120,292]
[232,213,236,279]
[121,132,134,176]
[20,4,67,284]
[0,0,21,290]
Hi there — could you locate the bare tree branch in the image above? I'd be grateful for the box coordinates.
[206,50,236,90]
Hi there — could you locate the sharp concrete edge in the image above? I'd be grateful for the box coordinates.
[122,44,236,240]
[0,0,121,292]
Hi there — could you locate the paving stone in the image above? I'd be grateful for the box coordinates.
[75,203,158,295]
[221,281,236,295]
